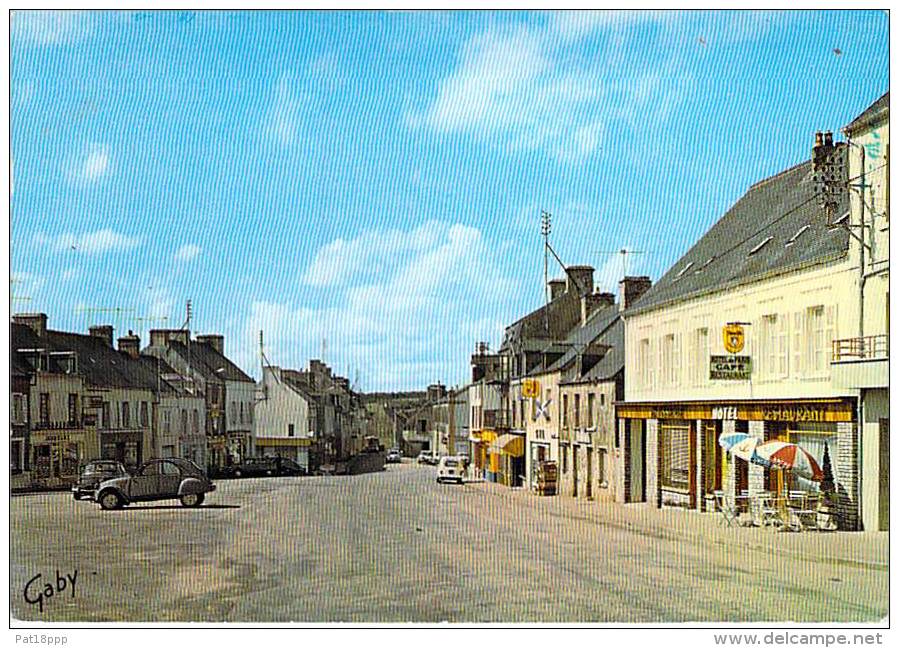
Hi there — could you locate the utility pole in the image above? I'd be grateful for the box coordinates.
[541,210,552,335]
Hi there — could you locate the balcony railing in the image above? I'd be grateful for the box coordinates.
[483,409,510,429]
[832,334,889,362]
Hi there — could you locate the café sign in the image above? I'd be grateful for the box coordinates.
[710,355,751,380]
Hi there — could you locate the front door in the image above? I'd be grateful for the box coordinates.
[128,462,161,500]
[159,461,183,497]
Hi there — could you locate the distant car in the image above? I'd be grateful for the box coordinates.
[273,457,307,476]
[72,460,128,500]
[436,456,465,484]
[417,451,436,465]
[223,457,278,478]
[94,458,215,510]
[386,449,402,463]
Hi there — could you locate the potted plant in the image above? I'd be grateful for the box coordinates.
[816,444,838,531]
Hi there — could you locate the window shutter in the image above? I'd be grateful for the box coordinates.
[778,314,789,377]
[792,311,804,375]
[686,331,696,386]
[825,305,836,363]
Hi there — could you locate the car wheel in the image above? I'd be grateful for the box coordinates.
[98,490,123,511]
[180,493,205,507]
[266,470,273,477]
[73,492,82,501]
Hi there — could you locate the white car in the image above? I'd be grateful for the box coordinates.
[436,456,465,484]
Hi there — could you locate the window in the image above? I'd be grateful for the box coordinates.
[140,401,149,428]
[288,424,295,437]
[163,410,171,435]
[519,400,525,426]
[761,315,778,378]
[600,393,606,408]
[121,402,130,428]
[573,394,580,428]
[231,401,238,423]
[160,461,181,476]
[10,439,24,473]
[38,393,50,426]
[659,422,691,491]
[587,393,595,427]
[805,305,834,374]
[181,409,188,434]
[675,261,694,278]
[101,402,110,429]
[247,403,253,423]
[561,445,568,473]
[509,404,515,429]
[192,409,199,434]
[11,393,27,425]
[562,395,569,428]
[748,236,773,255]
[240,402,245,424]
[68,393,79,426]
[662,334,679,386]
[598,447,607,485]
[786,225,810,247]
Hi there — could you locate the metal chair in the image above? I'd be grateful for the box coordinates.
[713,490,738,527]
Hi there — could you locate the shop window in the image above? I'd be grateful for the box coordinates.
[659,422,691,492]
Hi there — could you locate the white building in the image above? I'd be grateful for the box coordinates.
[254,365,315,471]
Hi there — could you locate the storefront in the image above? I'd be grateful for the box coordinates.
[489,433,525,486]
[99,431,144,471]
[618,398,856,512]
[256,437,312,471]
[30,429,88,489]
[471,429,497,481]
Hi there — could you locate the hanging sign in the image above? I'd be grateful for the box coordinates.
[723,324,745,354]
[710,355,752,380]
[522,379,540,399]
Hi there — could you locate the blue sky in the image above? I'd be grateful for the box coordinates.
[10,10,888,391]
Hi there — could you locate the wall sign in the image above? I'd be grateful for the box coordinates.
[522,379,540,398]
[710,355,751,380]
[723,324,745,354]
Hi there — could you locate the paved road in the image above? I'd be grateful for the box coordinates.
[10,463,888,623]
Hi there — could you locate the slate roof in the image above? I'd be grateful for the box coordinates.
[627,146,850,316]
[167,339,254,383]
[575,318,624,383]
[843,92,889,135]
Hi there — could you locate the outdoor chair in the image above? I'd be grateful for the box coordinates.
[713,490,738,527]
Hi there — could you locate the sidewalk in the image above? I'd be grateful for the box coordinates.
[462,477,888,571]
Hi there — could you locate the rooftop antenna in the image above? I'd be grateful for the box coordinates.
[597,248,651,286]
[321,338,327,363]
[541,210,552,335]
[133,315,169,342]
[75,306,135,334]
[10,278,32,309]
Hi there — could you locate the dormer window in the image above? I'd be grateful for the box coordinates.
[675,261,694,279]
[748,236,773,256]
[696,256,715,272]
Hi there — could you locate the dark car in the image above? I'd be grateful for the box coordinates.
[72,460,128,500]
[274,457,307,476]
[94,458,215,510]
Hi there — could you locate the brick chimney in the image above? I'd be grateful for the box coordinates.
[89,325,114,347]
[13,313,48,337]
[619,276,652,312]
[566,266,594,297]
[118,331,141,359]
[813,130,835,168]
[581,291,616,326]
[149,328,190,348]
[548,279,567,301]
[197,334,224,355]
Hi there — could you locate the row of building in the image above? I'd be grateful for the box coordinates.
[10,315,371,489]
[430,92,889,532]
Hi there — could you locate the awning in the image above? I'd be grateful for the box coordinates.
[468,433,481,443]
[488,433,525,457]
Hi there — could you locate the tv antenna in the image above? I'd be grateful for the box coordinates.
[597,248,651,281]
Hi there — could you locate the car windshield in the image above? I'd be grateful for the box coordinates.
[443,459,458,467]
[85,463,119,474]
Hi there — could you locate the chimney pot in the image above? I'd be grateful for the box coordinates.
[548,279,567,301]
[566,265,595,297]
[824,131,834,147]
[619,276,652,311]
[815,131,824,147]
[88,324,114,347]
[196,334,224,355]
[14,313,49,338]
[117,333,141,359]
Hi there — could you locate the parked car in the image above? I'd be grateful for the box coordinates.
[436,456,465,484]
[221,457,278,478]
[417,451,436,465]
[386,449,402,463]
[72,460,128,500]
[273,457,307,476]
[94,458,215,510]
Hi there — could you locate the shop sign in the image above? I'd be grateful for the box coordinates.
[522,379,540,398]
[711,406,738,420]
[710,355,751,380]
[761,406,829,423]
[723,324,745,354]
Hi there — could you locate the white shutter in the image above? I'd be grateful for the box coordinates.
[825,305,836,363]
[792,311,804,375]
[777,314,789,377]
[686,330,696,386]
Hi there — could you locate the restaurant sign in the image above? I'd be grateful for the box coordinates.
[710,355,751,380]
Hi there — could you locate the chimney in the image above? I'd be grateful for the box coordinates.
[196,334,224,355]
[548,279,567,301]
[13,313,48,337]
[580,291,616,326]
[619,276,652,312]
[149,328,189,348]
[824,131,834,147]
[117,330,141,359]
[566,266,594,297]
[89,325,114,347]
[813,130,835,169]
[427,383,447,402]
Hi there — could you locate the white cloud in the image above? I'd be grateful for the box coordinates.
[264,71,306,145]
[174,243,202,262]
[408,15,694,162]
[243,221,522,390]
[35,228,140,254]
[67,142,111,183]
[11,10,90,47]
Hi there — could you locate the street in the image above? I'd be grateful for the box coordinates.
[10,463,888,623]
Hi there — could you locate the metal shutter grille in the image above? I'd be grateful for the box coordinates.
[660,422,691,490]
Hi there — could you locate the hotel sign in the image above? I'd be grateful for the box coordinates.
[723,324,745,354]
[522,379,540,398]
[710,355,751,380]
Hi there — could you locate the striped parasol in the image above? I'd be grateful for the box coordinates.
[718,432,763,463]
[753,440,824,482]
